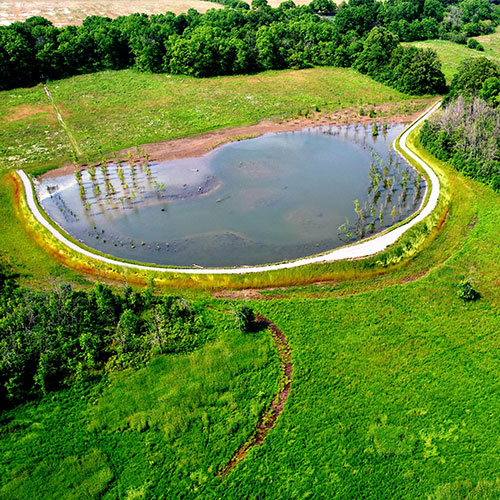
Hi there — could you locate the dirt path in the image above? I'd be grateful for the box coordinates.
[44,84,83,157]
[217,314,293,477]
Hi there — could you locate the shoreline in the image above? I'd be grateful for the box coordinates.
[40,98,436,180]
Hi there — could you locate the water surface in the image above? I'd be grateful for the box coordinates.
[39,124,425,267]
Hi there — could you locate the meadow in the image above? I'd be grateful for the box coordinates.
[0,67,417,172]
[410,30,500,83]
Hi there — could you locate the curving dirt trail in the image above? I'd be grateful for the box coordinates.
[217,314,293,477]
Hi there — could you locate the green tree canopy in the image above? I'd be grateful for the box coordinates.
[451,56,500,97]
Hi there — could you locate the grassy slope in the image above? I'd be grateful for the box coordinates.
[410,30,500,83]
[0,67,410,171]
[2,135,500,498]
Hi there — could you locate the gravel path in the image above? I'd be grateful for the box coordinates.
[17,101,441,275]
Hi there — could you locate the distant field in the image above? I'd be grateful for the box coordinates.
[410,30,500,83]
[0,67,415,171]
[0,0,340,26]
[0,0,221,25]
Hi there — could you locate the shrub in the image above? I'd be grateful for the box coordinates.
[467,38,485,51]
[234,304,255,332]
[457,280,480,301]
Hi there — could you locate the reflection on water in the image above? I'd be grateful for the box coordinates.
[38,123,425,267]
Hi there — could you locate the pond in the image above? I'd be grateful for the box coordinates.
[38,123,425,268]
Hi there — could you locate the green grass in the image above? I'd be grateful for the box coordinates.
[0,310,279,499]
[0,67,412,171]
[409,29,500,83]
[0,86,72,171]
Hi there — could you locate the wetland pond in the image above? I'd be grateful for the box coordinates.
[38,123,425,267]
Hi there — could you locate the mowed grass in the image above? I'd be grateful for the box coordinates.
[410,29,500,83]
[0,67,410,171]
[0,313,279,499]
[3,136,500,498]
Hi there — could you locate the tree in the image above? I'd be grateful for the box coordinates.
[309,0,337,15]
[354,26,398,78]
[423,0,445,22]
[390,46,447,95]
[234,304,255,332]
[450,56,500,97]
[479,76,500,105]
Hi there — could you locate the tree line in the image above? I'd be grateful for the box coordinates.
[0,274,211,407]
[420,56,500,193]
[3,0,496,93]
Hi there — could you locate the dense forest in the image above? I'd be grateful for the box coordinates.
[420,56,500,192]
[3,0,498,93]
[0,272,212,407]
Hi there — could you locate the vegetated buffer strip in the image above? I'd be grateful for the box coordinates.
[16,101,441,275]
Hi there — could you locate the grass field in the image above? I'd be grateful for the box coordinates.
[2,134,500,498]
[0,310,280,499]
[410,30,500,83]
[0,67,414,171]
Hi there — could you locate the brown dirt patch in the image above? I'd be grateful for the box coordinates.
[5,104,54,122]
[400,270,430,284]
[217,314,292,477]
[212,289,289,300]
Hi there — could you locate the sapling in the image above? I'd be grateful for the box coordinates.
[457,280,480,301]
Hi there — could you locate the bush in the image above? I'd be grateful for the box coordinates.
[467,38,485,51]
[457,280,480,301]
[234,304,255,332]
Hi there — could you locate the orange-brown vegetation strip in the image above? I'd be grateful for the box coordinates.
[217,314,292,478]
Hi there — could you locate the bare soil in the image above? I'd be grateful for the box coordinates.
[5,104,54,122]
[0,0,221,26]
